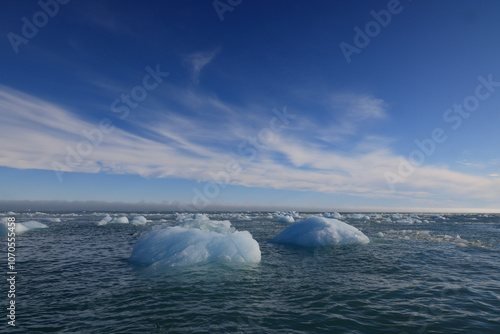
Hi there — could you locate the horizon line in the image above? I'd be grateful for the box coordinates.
[1,200,498,214]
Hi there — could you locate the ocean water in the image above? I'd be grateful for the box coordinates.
[2,212,500,333]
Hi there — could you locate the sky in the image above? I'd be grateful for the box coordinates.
[1,0,500,212]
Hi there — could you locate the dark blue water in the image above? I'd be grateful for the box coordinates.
[3,212,500,333]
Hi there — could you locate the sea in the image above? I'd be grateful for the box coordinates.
[2,211,499,333]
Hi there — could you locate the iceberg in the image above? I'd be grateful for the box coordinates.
[131,216,148,225]
[0,219,48,235]
[278,215,295,223]
[391,213,403,220]
[273,211,301,220]
[271,216,370,247]
[323,212,342,219]
[16,221,49,233]
[348,214,370,220]
[112,216,129,224]
[40,218,61,223]
[96,215,130,225]
[96,215,113,226]
[129,214,261,268]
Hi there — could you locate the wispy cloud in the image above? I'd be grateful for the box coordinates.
[183,49,219,84]
[316,93,388,143]
[330,93,387,121]
[1,85,499,207]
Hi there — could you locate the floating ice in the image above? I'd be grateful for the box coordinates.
[129,214,261,267]
[97,215,130,226]
[96,215,113,226]
[396,218,415,224]
[348,214,370,220]
[131,216,148,225]
[278,215,295,223]
[16,221,49,233]
[40,218,61,223]
[0,220,48,235]
[271,216,370,247]
[227,213,252,221]
[427,215,448,220]
[380,229,492,248]
[323,212,342,219]
[112,216,129,224]
[273,211,301,221]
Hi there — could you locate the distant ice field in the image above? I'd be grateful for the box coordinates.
[1,211,499,333]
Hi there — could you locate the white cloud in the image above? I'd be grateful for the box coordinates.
[316,93,388,143]
[183,49,219,84]
[1,85,499,207]
[330,93,387,121]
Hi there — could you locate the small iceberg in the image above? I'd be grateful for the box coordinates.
[16,221,49,233]
[96,215,113,226]
[129,214,261,268]
[0,219,48,235]
[96,215,134,226]
[348,214,370,220]
[131,216,149,225]
[271,216,370,247]
[112,216,129,224]
[323,212,342,219]
[40,218,61,223]
[278,215,295,223]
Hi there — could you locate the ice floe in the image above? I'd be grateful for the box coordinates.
[129,214,261,268]
[272,216,370,247]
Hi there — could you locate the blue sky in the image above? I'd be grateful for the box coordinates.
[1,0,500,211]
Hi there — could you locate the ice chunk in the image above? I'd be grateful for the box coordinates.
[112,216,129,224]
[382,229,492,249]
[40,218,61,223]
[6,221,48,234]
[278,215,295,223]
[131,216,148,225]
[1,219,48,235]
[271,216,370,247]
[323,212,342,219]
[348,214,370,220]
[396,218,415,224]
[129,215,261,268]
[97,216,129,225]
[272,211,301,221]
[16,222,42,233]
[225,213,252,221]
[96,215,113,226]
